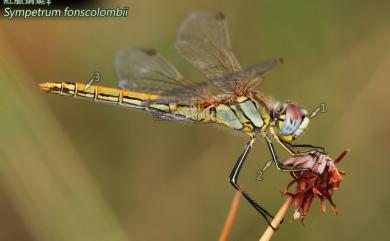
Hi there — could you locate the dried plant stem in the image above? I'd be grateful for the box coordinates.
[218,191,241,241]
[259,196,293,241]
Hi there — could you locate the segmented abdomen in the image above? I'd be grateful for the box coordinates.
[40,81,214,122]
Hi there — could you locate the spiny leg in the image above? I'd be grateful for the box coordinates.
[265,139,309,172]
[229,138,277,229]
[281,141,326,154]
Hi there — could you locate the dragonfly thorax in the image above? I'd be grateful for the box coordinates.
[214,96,269,134]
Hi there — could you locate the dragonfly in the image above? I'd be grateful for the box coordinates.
[39,11,324,228]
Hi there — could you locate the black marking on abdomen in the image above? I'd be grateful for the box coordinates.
[122,96,143,102]
[176,103,193,108]
[61,87,72,95]
[52,86,61,92]
[76,90,93,97]
[96,93,119,103]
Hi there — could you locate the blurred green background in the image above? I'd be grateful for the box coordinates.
[1,1,390,241]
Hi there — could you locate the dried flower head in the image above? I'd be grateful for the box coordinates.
[282,149,349,223]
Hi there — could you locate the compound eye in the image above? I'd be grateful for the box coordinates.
[280,103,304,135]
[281,116,301,135]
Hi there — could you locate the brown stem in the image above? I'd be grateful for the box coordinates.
[258,196,293,241]
[218,191,241,241]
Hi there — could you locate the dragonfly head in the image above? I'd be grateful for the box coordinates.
[274,102,309,142]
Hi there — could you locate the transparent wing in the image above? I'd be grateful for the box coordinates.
[175,11,243,93]
[115,48,208,97]
[176,11,282,94]
[219,58,283,90]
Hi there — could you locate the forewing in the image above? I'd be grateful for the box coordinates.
[175,11,242,93]
[115,48,208,97]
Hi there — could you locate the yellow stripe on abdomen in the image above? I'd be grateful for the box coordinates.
[39,81,160,109]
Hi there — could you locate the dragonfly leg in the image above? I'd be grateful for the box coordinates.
[280,140,326,154]
[229,138,278,230]
[265,139,309,172]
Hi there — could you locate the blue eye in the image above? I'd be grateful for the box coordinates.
[281,114,301,135]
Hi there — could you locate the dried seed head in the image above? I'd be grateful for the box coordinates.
[282,149,348,223]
